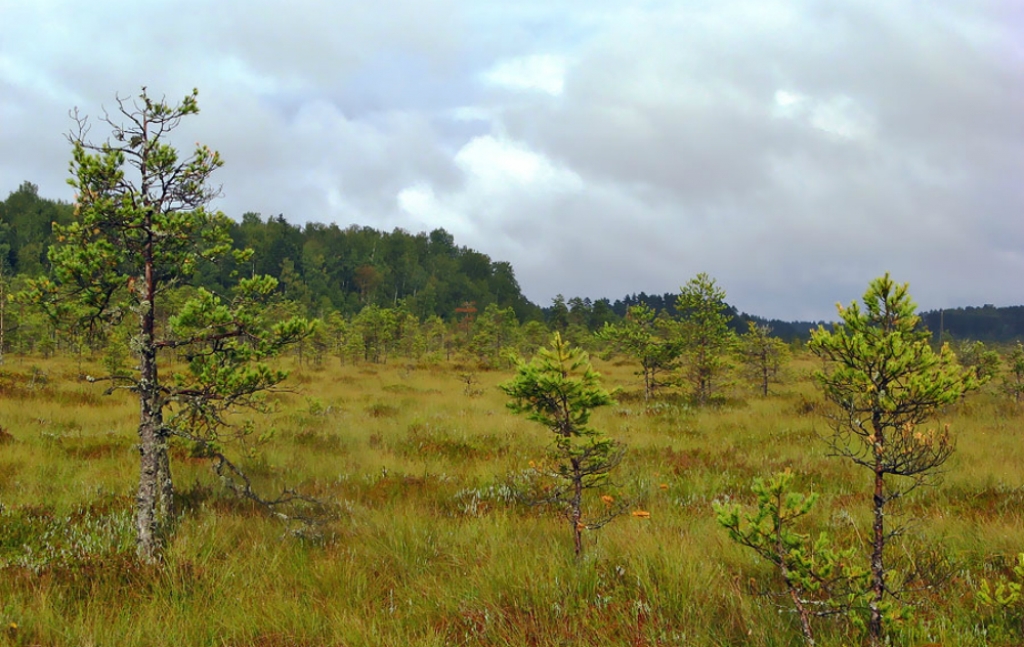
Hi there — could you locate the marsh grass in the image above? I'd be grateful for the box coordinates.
[0,352,1020,645]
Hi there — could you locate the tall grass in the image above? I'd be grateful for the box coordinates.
[0,352,1020,645]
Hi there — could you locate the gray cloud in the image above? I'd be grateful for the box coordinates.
[484,0,1023,318]
[0,0,1020,320]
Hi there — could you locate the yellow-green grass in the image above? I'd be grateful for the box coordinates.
[0,352,1020,645]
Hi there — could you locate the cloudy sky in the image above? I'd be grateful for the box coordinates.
[1,1,1021,320]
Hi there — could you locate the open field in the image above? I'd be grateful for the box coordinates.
[0,352,1022,646]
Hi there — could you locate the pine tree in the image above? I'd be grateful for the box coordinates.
[809,274,978,643]
[500,333,623,556]
[737,321,790,396]
[1002,342,1024,404]
[599,304,682,400]
[676,273,734,404]
[25,88,312,562]
[715,471,867,645]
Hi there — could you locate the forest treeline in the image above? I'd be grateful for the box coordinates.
[0,181,539,323]
[1,180,1021,348]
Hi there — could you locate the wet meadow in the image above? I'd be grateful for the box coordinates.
[0,350,1021,646]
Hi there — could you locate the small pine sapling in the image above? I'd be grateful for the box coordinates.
[978,553,1024,637]
[500,332,625,556]
[737,321,790,397]
[1001,342,1024,404]
[598,303,682,401]
[676,273,735,405]
[715,471,867,646]
[955,339,1001,385]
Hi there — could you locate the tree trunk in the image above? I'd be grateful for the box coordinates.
[136,341,163,563]
[761,348,769,396]
[136,257,172,562]
[571,460,583,557]
[137,429,174,563]
[156,427,174,524]
[868,421,886,644]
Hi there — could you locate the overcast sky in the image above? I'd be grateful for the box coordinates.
[1,1,1021,320]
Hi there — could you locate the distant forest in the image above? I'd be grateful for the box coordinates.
[1,181,1021,343]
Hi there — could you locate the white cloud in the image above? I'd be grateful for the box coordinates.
[809,95,875,141]
[482,55,568,95]
[396,134,585,265]
[215,56,294,96]
[454,135,582,190]
[0,54,80,105]
[773,90,875,141]
[449,106,493,122]
[772,89,807,117]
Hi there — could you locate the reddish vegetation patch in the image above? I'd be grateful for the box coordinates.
[434,595,748,647]
[58,390,108,407]
[364,474,435,505]
[943,485,1024,522]
[239,633,321,647]
[366,402,399,418]
[61,439,131,460]
[663,446,746,475]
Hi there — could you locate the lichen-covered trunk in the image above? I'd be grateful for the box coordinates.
[137,338,163,562]
[156,427,174,522]
[136,261,173,563]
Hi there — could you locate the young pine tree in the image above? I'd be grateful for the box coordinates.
[677,273,734,405]
[500,333,623,556]
[737,321,790,397]
[599,303,682,401]
[809,274,978,643]
[1002,342,1024,404]
[715,471,867,646]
